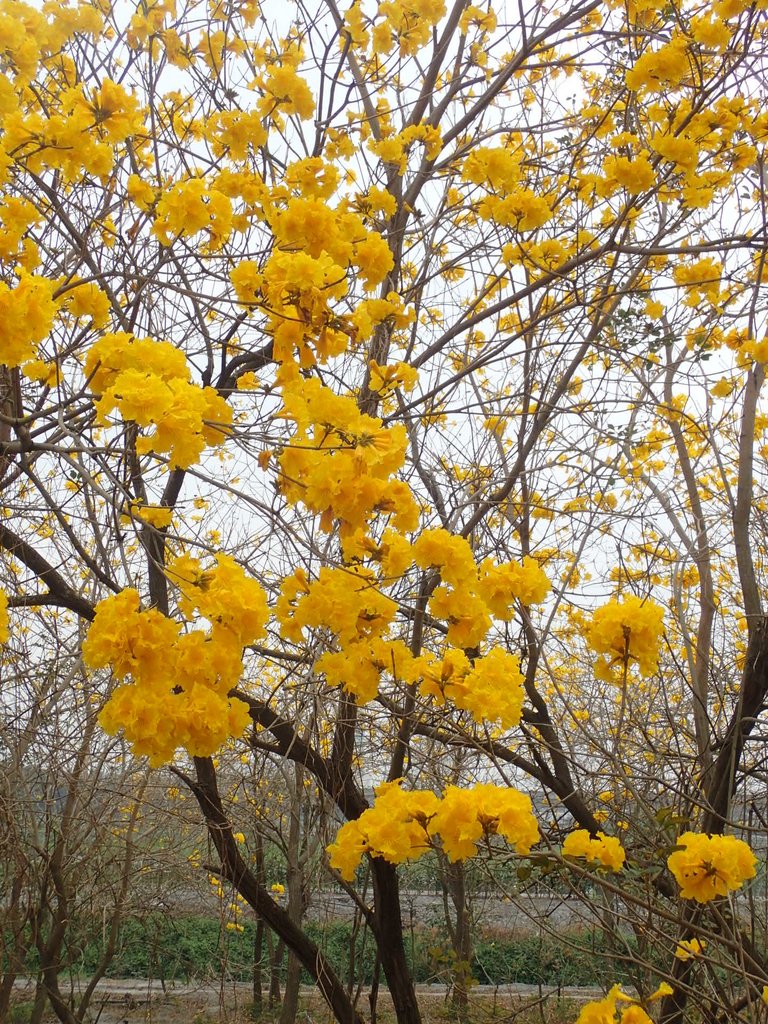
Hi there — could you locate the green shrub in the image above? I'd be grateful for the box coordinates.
[6,1002,35,1024]
[4,914,650,988]
[472,930,622,987]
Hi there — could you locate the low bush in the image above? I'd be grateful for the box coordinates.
[6,916,628,986]
[5,914,650,988]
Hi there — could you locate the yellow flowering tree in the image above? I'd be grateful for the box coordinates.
[3,0,768,1021]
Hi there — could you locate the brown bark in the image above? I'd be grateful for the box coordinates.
[188,757,365,1024]
[279,764,306,1024]
[370,859,422,1024]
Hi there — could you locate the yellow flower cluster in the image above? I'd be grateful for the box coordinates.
[0,195,40,265]
[260,63,315,120]
[125,0,175,52]
[230,180,398,366]
[98,678,251,768]
[233,251,348,365]
[478,556,552,615]
[624,1,740,97]
[316,637,414,704]
[83,590,178,683]
[463,146,524,192]
[64,279,111,329]
[416,647,525,730]
[3,66,144,184]
[562,829,626,872]
[600,153,655,196]
[667,832,757,903]
[587,595,664,684]
[153,178,233,251]
[270,197,394,292]
[0,0,102,94]
[435,785,539,861]
[277,565,403,703]
[284,157,339,199]
[276,551,529,716]
[575,984,661,1024]
[672,256,723,306]
[0,272,58,367]
[208,109,267,162]
[625,35,691,92]
[169,552,270,650]
[413,530,551,648]
[327,781,437,878]
[327,781,539,880]
[650,132,698,173]
[478,189,553,232]
[276,371,419,535]
[84,556,269,764]
[461,144,555,232]
[370,124,442,173]
[352,293,414,342]
[277,564,396,646]
[368,360,419,397]
[458,4,497,34]
[674,937,706,960]
[84,333,232,469]
[277,553,527,717]
[579,40,764,212]
[414,528,477,583]
[369,0,446,57]
[342,524,552,659]
[128,503,173,529]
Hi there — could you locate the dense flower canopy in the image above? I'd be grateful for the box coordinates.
[2,0,768,1020]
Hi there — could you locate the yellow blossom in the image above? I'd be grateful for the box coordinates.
[0,272,58,367]
[328,781,538,880]
[563,830,626,872]
[587,595,664,684]
[667,832,757,902]
[674,937,706,960]
[262,65,314,120]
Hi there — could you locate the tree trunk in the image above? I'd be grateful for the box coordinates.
[190,757,365,1024]
[444,861,472,1020]
[252,920,265,1013]
[279,764,305,1024]
[252,832,266,1014]
[270,937,284,1007]
[371,859,422,1024]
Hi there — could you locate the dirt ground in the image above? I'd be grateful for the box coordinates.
[11,980,598,1024]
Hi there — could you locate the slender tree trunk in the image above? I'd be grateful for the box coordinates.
[270,937,284,1006]
[252,832,266,1014]
[189,758,365,1024]
[444,861,472,1021]
[368,952,381,1024]
[0,872,30,1021]
[30,980,48,1024]
[253,920,265,1014]
[279,764,305,1024]
[0,975,14,1022]
[371,860,422,1024]
[280,943,303,1023]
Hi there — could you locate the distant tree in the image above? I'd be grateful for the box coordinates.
[0,656,151,1023]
